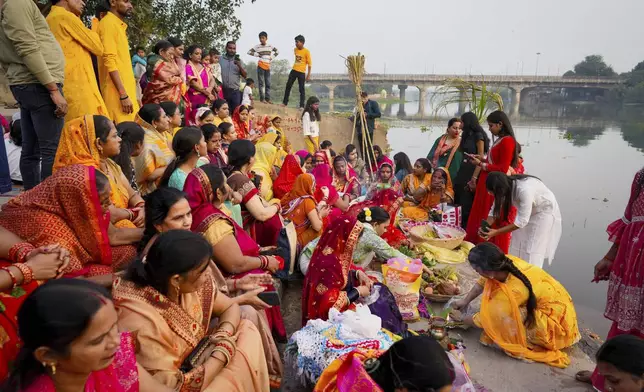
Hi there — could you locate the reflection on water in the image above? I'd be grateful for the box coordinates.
[385,121,644,335]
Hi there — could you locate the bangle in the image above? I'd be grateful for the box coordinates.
[232,279,237,291]
[126,209,134,221]
[14,263,33,285]
[2,267,18,289]
[259,255,268,270]
[8,243,36,264]
[211,347,231,366]
[217,320,237,335]
[119,95,129,101]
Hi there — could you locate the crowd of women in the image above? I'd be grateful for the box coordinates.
[0,90,642,391]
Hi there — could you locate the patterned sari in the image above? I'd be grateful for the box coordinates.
[332,156,360,200]
[401,167,454,221]
[427,134,462,181]
[142,55,190,115]
[53,115,136,228]
[258,132,287,166]
[273,154,304,200]
[133,114,175,195]
[281,173,319,248]
[312,164,341,226]
[185,62,212,124]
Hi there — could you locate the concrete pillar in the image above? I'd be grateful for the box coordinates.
[417,85,427,117]
[398,85,408,117]
[457,89,467,115]
[510,86,524,117]
[327,84,336,100]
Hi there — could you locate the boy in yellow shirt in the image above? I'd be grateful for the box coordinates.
[282,35,311,108]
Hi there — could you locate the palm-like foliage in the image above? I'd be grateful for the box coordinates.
[430,78,504,122]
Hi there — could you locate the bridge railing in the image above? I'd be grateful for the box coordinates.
[310,73,623,85]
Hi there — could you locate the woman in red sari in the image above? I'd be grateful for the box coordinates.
[232,105,251,140]
[465,110,518,253]
[273,154,304,200]
[312,164,347,225]
[332,155,360,202]
[184,164,287,340]
[142,40,190,116]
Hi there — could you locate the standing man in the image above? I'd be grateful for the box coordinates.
[355,92,381,159]
[0,0,67,190]
[282,34,311,108]
[220,41,247,112]
[47,0,108,122]
[98,0,139,124]
[247,31,278,103]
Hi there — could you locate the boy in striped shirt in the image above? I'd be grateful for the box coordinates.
[248,31,279,103]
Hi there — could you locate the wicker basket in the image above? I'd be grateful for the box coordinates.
[422,291,454,303]
[408,223,465,250]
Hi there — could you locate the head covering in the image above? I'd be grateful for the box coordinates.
[311,163,340,207]
[195,106,210,122]
[252,142,278,177]
[258,132,279,146]
[53,115,100,171]
[377,161,398,186]
[281,173,315,211]
[232,106,249,140]
[418,166,454,209]
[273,154,304,200]
[295,150,310,164]
[314,151,330,166]
[332,155,359,194]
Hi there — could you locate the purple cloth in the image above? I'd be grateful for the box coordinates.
[368,283,408,336]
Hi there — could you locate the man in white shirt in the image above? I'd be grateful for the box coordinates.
[247,31,278,103]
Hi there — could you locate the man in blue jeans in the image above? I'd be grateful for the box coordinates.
[0,0,67,190]
[220,41,247,113]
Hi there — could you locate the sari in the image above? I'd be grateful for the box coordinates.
[296,149,310,164]
[473,255,580,368]
[273,154,304,200]
[133,114,175,195]
[232,106,250,140]
[23,332,139,392]
[401,168,454,221]
[185,61,212,123]
[314,151,330,166]
[268,119,292,154]
[332,156,360,200]
[253,141,279,202]
[142,55,190,115]
[281,173,320,248]
[53,115,137,228]
[427,134,462,181]
[227,171,283,247]
[312,164,342,225]
[258,132,287,166]
[114,274,270,392]
[185,167,286,341]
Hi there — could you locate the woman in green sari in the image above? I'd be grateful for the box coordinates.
[427,117,463,180]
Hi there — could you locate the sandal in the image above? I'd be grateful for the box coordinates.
[575,370,593,384]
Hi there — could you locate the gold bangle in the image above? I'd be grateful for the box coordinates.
[217,320,236,335]
[211,347,231,366]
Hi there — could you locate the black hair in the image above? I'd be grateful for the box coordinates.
[294,34,305,43]
[200,164,227,197]
[302,96,321,122]
[448,117,462,128]
[596,335,644,378]
[209,48,220,57]
[237,105,250,115]
[345,144,357,156]
[415,157,432,174]
[468,242,537,326]
[114,122,145,184]
[460,111,489,153]
[159,127,203,187]
[94,1,109,18]
[227,139,255,172]
[10,119,22,147]
[138,103,163,124]
[93,115,113,143]
[360,91,369,98]
[486,172,541,222]
[160,101,179,120]
[329,149,336,158]
[368,335,455,392]
[321,140,333,149]
[201,124,220,143]
[357,206,390,225]
[246,78,255,86]
[166,37,183,47]
[3,279,111,391]
[139,187,186,252]
[299,153,312,166]
[125,230,212,296]
[135,46,145,52]
[373,145,383,158]
[184,45,201,60]
[393,152,413,175]
[219,122,235,138]
[225,41,236,48]
[212,99,228,113]
[153,40,174,55]
[259,31,267,38]
[486,110,518,168]
[197,109,214,122]
[94,170,109,193]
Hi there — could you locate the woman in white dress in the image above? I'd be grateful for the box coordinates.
[479,172,562,268]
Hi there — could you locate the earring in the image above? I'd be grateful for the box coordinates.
[174,285,180,302]
[43,362,56,375]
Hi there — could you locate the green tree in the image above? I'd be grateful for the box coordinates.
[569,55,617,77]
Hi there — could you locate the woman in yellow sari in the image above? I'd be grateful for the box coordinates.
[253,141,280,202]
[452,242,580,368]
[401,164,454,221]
[258,132,287,166]
[134,104,175,195]
[53,115,145,229]
[114,230,270,391]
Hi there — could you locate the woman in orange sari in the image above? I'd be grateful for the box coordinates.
[281,173,329,248]
[142,40,190,116]
[53,115,146,229]
[402,165,454,221]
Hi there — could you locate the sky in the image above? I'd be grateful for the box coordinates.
[234,0,644,76]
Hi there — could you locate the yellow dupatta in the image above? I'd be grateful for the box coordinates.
[476,256,580,368]
[253,142,279,201]
[258,132,287,166]
[133,114,175,195]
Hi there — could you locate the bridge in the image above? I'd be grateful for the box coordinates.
[309,73,624,116]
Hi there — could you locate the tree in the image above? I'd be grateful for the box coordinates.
[570,55,617,77]
[563,70,575,77]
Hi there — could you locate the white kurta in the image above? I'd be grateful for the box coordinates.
[505,178,562,268]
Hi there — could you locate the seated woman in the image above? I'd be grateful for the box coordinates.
[427,117,463,181]
[311,163,347,223]
[345,143,367,186]
[139,187,283,387]
[393,152,413,183]
[53,115,146,229]
[331,155,360,203]
[211,99,232,127]
[226,140,283,247]
[142,40,190,115]
[160,101,183,137]
[201,124,226,167]
[185,165,286,341]
[232,105,251,140]
[266,115,291,156]
[252,141,280,202]
[258,132,286,165]
[114,230,271,391]
[314,150,330,167]
[160,127,208,191]
[452,242,580,368]
[368,145,391,173]
[315,335,463,392]
[134,103,175,195]
[3,279,170,392]
[0,164,140,279]
[400,157,432,208]
[114,121,145,192]
[219,122,236,164]
[300,206,406,275]
[273,154,304,200]
[301,215,409,335]
[402,166,454,221]
[281,174,330,249]
[296,150,314,173]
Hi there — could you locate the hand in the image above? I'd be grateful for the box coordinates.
[235,273,273,291]
[131,207,145,228]
[120,96,134,114]
[466,179,477,192]
[50,90,68,118]
[479,228,497,240]
[238,287,271,310]
[356,270,373,290]
[266,256,280,273]
[318,205,331,218]
[465,153,484,161]
[356,285,370,297]
[320,186,330,199]
[25,251,66,280]
[26,243,70,278]
[231,191,242,205]
[594,258,613,281]
[450,298,469,311]
[306,74,311,82]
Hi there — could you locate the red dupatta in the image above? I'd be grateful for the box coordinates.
[232,106,250,140]
[274,155,305,200]
[312,164,339,205]
[302,218,364,325]
[332,156,359,195]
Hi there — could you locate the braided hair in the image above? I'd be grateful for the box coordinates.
[468,242,537,326]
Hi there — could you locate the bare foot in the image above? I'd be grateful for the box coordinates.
[575,370,593,384]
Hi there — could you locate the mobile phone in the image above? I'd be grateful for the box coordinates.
[234,54,240,61]
[258,291,280,306]
[480,219,491,233]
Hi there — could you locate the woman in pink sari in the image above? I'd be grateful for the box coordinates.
[4,279,168,392]
[184,164,287,342]
[185,45,216,125]
[312,163,347,225]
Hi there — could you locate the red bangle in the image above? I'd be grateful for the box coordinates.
[8,243,35,264]
[14,263,33,285]
[214,341,234,358]
[2,267,18,289]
